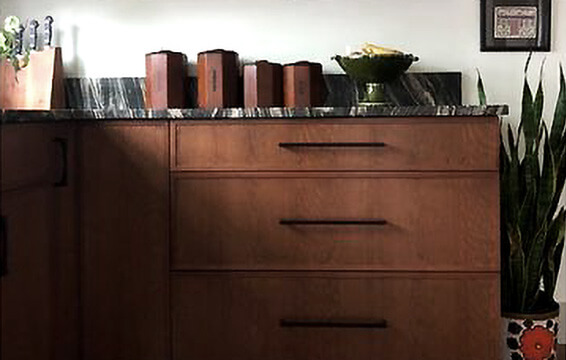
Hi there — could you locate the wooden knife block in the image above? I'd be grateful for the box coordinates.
[0,47,65,110]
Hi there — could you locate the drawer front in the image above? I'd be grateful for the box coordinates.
[1,124,57,192]
[172,174,499,271]
[171,120,499,171]
[172,272,500,360]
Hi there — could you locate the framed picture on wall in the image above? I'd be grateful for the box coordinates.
[481,0,551,51]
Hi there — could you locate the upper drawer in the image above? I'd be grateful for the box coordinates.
[1,124,58,192]
[171,119,499,171]
[172,173,499,271]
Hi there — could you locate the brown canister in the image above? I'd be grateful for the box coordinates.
[283,61,327,107]
[145,51,187,109]
[197,49,239,108]
[243,61,283,108]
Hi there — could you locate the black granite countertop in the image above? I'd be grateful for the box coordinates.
[0,105,508,123]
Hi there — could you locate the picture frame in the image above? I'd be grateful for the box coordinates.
[481,0,551,52]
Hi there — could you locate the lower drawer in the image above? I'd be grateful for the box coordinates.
[172,272,500,360]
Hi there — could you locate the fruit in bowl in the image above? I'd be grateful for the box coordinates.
[332,43,419,105]
[332,43,419,84]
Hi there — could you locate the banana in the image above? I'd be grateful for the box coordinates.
[361,43,403,56]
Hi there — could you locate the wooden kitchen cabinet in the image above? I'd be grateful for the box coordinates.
[0,114,503,360]
[79,122,170,360]
[0,123,78,360]
[170,117,501,360]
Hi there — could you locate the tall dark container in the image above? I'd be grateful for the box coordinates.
[197,49,239,109]
[283,61,326,107]
[145,51,187,109]
[243,61,283,108]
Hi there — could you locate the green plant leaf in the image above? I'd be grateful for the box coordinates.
[533,59,546,133]
[543,209,565,298]
[550,65,566,156]
[476,68,487,106]
[537,126,556,228]
[522,54,537,154]
[504,124,521,225]
[524,223,548,311]
[553,238,565,283]
[549,144,566,216]
[507,224,526,312]
[518,181,537,253]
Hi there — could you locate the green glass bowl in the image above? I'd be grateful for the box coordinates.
[332,53,419,84]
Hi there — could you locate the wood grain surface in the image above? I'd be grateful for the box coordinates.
[1,124,57,192]
[1,187,56,360]
[172,272,500,360]
[171,173,499,271]
[79,123,170,360]
[172,120,499,171]
[145,51,187,109]
[243,61,283,108]
[50,124,80,360]
[197,50,239,108]
[0,47,65,110]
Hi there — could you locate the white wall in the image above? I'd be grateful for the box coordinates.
[2,0,566,335]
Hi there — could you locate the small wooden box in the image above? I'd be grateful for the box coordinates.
[197,49,239,109]
[243,61,283,108]
[0,47,65,110]
[145,51,187,109]
[283,61,326,107]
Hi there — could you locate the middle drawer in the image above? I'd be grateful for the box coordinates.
[172,173,498,271]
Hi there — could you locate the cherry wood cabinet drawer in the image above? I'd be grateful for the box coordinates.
[1,124,58,191]
[171,173,499,271]
[172,272,500,360]
[171,119,498,171]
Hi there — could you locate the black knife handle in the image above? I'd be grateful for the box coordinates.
[15,24,25,56]
[0,216,8,277]
[30,20,40,51]
[280,319,387,329]
[44,16,54,47]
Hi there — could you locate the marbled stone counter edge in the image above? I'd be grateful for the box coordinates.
[1,105,509,123]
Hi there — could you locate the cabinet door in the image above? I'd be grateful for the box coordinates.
[1,123,57,192]
[80,123,170,360]
[50,124,80,360]
[1,187,56,360]
[0,123,78,360]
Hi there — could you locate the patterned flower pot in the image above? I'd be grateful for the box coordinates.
[502,305,560,360]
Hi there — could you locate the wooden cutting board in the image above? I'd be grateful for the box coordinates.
[0,47,65,110]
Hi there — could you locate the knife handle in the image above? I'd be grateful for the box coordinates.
[15,24,25,56]
[44,16,54,47]
[30,20,40,51]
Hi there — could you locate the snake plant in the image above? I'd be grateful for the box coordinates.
[478,54,565,314]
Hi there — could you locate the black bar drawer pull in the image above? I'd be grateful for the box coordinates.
[280,218,387,226]
[0,216,7,277]
[279,142,386,148]
[280,319,387,329]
